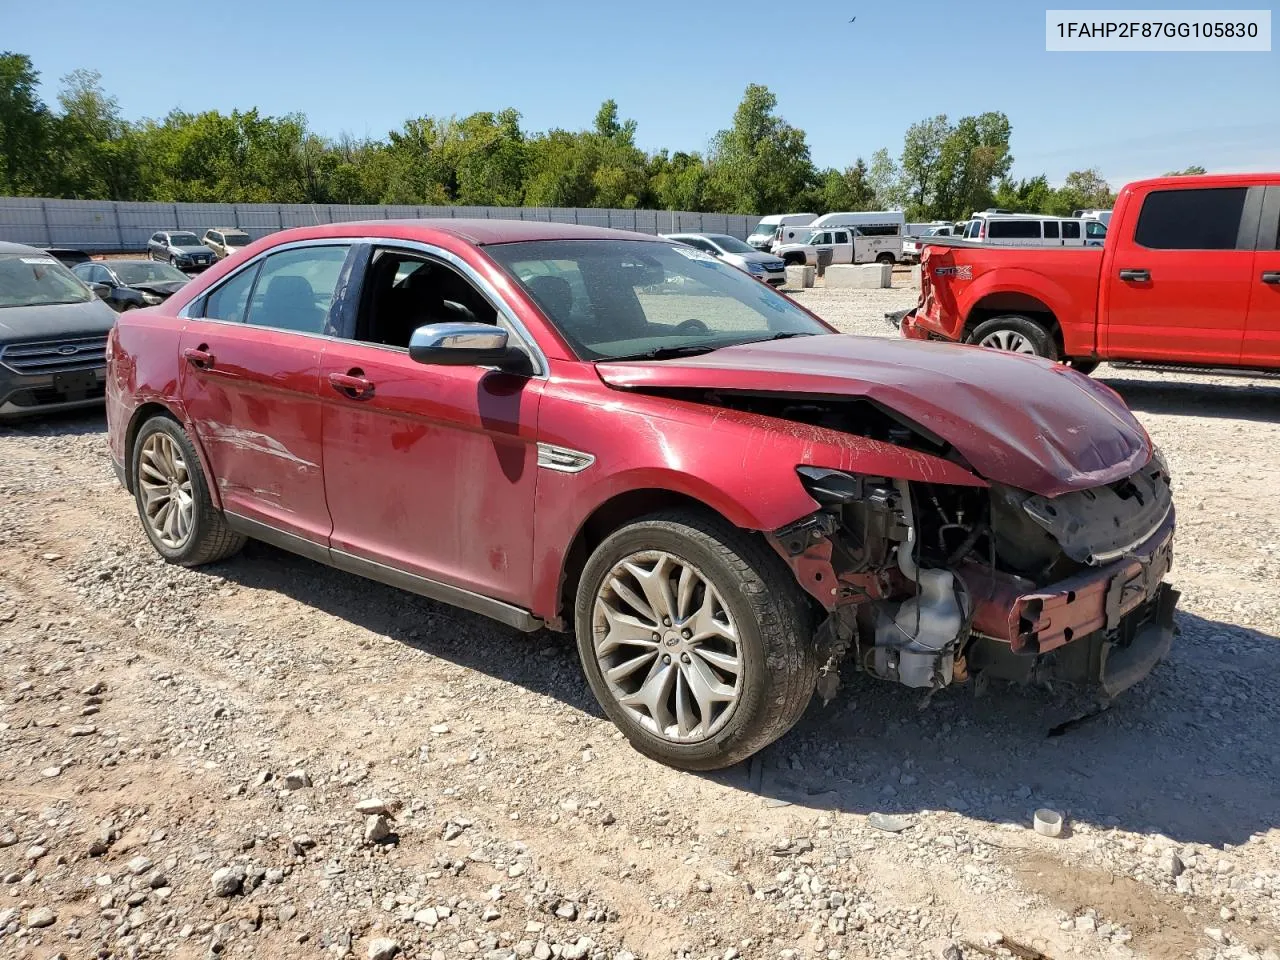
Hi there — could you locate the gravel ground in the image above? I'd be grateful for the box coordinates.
[0,283,1277,960]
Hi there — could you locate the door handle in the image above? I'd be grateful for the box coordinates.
[328,371,375,399]
[182,345,214,368]
[1118,268,1150,282]
[1262,271,1280,285]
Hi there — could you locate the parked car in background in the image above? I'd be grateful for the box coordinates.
[901,172,1280,372]
[747,213,815,251]
[959,213,1107,247]
[0,241,117,419]
[1073,208,1113,226]
[148,231,216,271]
[106,218,1177,770]
[72,259,190,312]
[903,225,956,263]
[43,248,92,268]
[202,228,254,259]
[775,225,902,267]
[662,232,787,285]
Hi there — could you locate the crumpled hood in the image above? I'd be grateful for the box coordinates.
[595,334,1150,497]
[132,280,187,297]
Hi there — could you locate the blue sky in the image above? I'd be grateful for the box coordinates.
[5,0,1277,186]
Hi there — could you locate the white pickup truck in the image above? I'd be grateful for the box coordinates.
[775,227,901,267]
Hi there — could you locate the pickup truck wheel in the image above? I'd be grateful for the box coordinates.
[969,315,1058,361]
[875,253,896,265]
[131,416,246,567]
[1068,359,1100,375]
[574,510,818,771]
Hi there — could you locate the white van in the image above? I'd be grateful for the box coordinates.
[960,213,1107,247]
[1072,208,1113,227]
[747,213,816,251]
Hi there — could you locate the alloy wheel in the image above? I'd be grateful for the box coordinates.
[591,550,743,742]
[979,329,1038,354]
[137,432,194,549]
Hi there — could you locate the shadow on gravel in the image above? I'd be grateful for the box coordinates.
[214,542,1277,849]
[1101,376,1280,423]
[214,540,605,716]
[711,610,1280,850]
[0,409,106,437]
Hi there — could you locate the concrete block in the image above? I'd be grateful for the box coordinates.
[910,264,922,288]
[825,263,892,290]
[785,265,816,289]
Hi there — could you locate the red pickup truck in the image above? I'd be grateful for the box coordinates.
[902,173,1280,373]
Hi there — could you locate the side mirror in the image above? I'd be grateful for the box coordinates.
[408,322,531,373]
[88,282,111,299]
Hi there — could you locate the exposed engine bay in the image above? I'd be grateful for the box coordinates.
[699,392,1182,700]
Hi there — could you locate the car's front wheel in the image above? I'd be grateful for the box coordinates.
[131,416,246,566]
[574,510,818,771]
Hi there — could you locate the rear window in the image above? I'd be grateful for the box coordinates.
[855,223,901,237]
[987,220,1041,239]
[1134,187,1247,250]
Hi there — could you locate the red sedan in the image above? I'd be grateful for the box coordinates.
[106,220,1177,770]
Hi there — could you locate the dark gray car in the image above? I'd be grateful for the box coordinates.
[147,231,216,271]
[0,242,118,419]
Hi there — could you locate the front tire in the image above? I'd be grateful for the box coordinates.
[574,510,817,771]
[131,416,245,566]
[968,314,1058,361]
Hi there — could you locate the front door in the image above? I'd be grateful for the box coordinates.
[178,242,352,543]
[1102,185,1253,364]
[319,246,544,607]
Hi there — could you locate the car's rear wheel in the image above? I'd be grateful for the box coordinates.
[131,416,245,566]
[876,252,896,265]
[574,510,817,771]
[968,314,1058,361]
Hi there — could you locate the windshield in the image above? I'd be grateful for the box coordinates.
[706,234,756,255]
[748,221,778,237]
[169,233,201,247]
[111,261,189,285]
[0,254,93,309]
[487,239,830,361]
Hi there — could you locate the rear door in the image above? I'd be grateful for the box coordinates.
[178,242,353,544]
[1244,184,1280,366]
[1102,185,1257,364]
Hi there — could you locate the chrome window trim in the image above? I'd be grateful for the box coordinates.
[358,238,548,377]
[178,238,356,321]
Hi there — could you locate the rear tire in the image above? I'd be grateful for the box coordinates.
[876,252,896,265]
[968,314,1058,361]
[131,416,246,567]
[574,509,818,771]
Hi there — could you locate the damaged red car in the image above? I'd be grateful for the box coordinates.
[105,221,1177,770]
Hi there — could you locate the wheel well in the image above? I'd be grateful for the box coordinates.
[555,489,735,630]
[782,252,806,266]
[963,294,1064,354]
[123,402,180,493]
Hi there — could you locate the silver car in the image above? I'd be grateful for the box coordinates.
[662,233,788,286]
[147,231,216,272]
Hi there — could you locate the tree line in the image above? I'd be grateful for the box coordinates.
[1,52,1200,221]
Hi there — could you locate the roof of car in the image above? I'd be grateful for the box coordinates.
[0,240,49,256]
[267,219,663,246]
[207,227,250,233]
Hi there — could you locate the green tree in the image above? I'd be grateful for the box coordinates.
[992,174,1053,213]
[866,148,903,209]
[1164,164,1206,176]
[704,84,816,214]
[897,115,951,217]
[897,112,1012,219]
[815,159,874,213]
[1047,168,1115,215]
[0,52,51,195]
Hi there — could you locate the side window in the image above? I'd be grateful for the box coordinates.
[352,249,499,348]
[209,232,221,245]
[1086,221,1107,240]
[1043,221,1060,239]
[816,232,831,245]
[1134,187,1247,250]
[151,233,163,244]
[245,245,350,333]
[834,231,850,244]
[204,262,261,323]
[988,220,1041,239]
[1062,221,1081,239]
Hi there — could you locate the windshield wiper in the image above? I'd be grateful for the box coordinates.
[606,344,720,362]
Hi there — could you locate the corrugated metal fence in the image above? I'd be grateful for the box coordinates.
[0,198,763,252]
